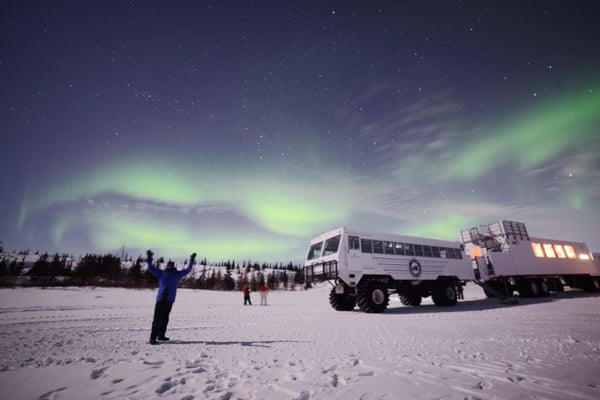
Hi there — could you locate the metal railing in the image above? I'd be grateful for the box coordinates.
[303,260,338,283]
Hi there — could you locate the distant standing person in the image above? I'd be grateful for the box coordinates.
[259,283,269,306]
[242,283,252,305]
[147,249,196,345]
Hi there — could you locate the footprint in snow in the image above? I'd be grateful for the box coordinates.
[295,390,311,400]
[507,375,527,383]
[155,381,173,394]
[38,387,67,400]
[90,366,108,380]
[143,359,164,366]
[474,380,493,390]
[219,392,233,400]
[330,374,339,387]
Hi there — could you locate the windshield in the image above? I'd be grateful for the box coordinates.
[322,235,341,256]
[307,242,323,260]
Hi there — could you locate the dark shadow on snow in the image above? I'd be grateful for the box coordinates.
[158,339,308,348]
[377,289,600,315]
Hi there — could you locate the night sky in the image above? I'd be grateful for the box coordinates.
[1,1,599,262]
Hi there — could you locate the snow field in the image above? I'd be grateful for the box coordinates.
[0,284,599,399]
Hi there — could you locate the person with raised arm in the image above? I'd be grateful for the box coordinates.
[147,250,196,345]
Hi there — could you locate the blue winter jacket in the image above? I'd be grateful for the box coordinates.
[148,259,193,303]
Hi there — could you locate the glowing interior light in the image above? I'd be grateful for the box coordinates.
[579,253,590,260]
[553,244,567,259]
[471,246,483,258]
[564,245,577,259]
[531,243,545,258]
[543,243,556,258]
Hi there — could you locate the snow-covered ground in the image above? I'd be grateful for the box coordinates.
[1,284,599,400]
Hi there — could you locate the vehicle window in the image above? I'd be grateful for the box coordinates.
[373,240,384,254]
[423,245,432,257]
[322,235,341,256]
[307,242,323,260]
[414,244,423,257]
[564,245,576,259]
[453,248,463,259]
[384,241,395,254]
[553,244,566,259]
[404,244,414,256]
[431,247,440,258]
[348,235,360,250]
[543,243,556,258]
[394,243,404,255]
[439,248,447,258]
[531,243,545,258]
[361,239,373,253]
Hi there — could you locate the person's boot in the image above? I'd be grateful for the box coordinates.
[149,337,158,345]
[157,336,170,341]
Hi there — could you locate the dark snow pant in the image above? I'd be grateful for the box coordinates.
[151,299,173,340]
[244,294,252,305]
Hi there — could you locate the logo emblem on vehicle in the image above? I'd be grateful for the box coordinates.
[409,259,422,277]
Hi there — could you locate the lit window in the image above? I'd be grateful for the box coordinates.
[531,243,545,258]
[564,245,576,259]
[579,253,590,260]
[470,247,482,258]
[543,243,556,258]
[553,244,566,259]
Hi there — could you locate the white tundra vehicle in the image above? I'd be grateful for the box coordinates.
[460,220,599,296]
[303,227,473,313]
[304,221,599,313]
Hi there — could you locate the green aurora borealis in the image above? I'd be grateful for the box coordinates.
[2,2,599,262]
[15,85,600,261]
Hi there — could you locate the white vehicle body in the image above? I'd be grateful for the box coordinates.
[461,220,599,295]
[305,227,472,284]
[303,227,472,313]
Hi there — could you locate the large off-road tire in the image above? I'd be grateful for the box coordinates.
[483,285,498,298]
[432,282,458,306]
[329,287,356,311]
[539,279,550,296]
[484,281,513,298]
[518,279,540,297]
[582,277,600,292]
[356,281,389,313]
[399,291,422,306]
[548,278,564,293]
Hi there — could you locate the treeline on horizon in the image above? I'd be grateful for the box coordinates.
[0,246,306,290]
